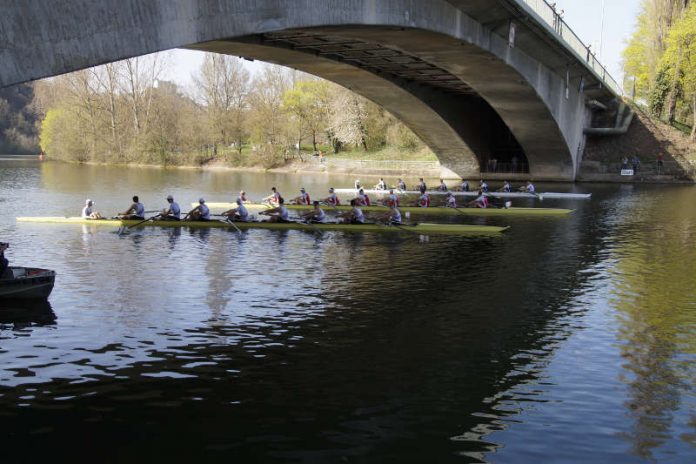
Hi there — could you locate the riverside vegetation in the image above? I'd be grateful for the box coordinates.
[35,53,429,169]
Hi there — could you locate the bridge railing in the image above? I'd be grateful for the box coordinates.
[515,0,623,96]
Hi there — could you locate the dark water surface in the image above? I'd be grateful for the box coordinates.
[1,160,695,463]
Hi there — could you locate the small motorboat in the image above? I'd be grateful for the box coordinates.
[0,267,56,300]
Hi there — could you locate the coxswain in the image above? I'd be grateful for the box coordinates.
[375,178,387,190]
[382,204,402,225]
[445,192,457,208]
[479,179,489,193]
[222,198,250,222]
[397,178,407,190]
[416,188,430,208]
[81,199,103,219]
[437,179,448,191]
[259,197,291,223]
[354,188,371,206]
[460,179,470,192]
[321,187,341,206]
[498,181,512,193]
[262,187,281,206]
[291,187,311,205]
[119,195,145,220]
[161,195,181,220]
[520,180,536,193]
[339,199,365,224]
[301,201,327,223]
[467,190,490,208]
[185,198,211,221]
[417,177,427,191]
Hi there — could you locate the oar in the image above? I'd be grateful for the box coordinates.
[212,214,242,235]
[117,214,161,235]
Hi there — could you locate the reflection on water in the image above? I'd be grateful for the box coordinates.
[0,160,696,462]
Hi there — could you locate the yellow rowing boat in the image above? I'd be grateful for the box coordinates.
[16,217,509,236]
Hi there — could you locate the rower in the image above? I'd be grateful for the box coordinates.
[385,188,399,207]
[416,188,431,208]
[262,187,281,206]
[119,195,145,220]
[237,190,249,204]
[222,198,250,222]
[374,178,387,190]
[397,178,407,190]
[81,199,103,219]
[161,195,181,220]
[467,189,490,208]
[382,204,402,225]
[437,179,448,191]
[321,187,341,206]
[498,181,512,193]
[520,180,536,193]
[354,179,361,190]
[444,192,457,208]
[259,196,291,223]
[417,177,427,191]
[339,199,365,224]
[185,198,211,221]
[460,179,470,192]
[291,187,311,205]
[300,201,327,223]
[354,188,371,206]
[479,179,489,193]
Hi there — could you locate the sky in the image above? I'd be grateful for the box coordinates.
[162,0,643,90]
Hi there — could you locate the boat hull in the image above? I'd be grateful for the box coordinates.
[199,203,572,216]
[0,267,56,300]
[17,217,508,235]
[332,188,591,199]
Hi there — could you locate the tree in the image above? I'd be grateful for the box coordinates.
[282,80,330,153]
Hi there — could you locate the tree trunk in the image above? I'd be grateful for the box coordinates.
[312,131,317,153]
[691,94,696,140]
[666,44,683,123]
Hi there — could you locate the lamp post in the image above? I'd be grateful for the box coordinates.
[599,0,606,61]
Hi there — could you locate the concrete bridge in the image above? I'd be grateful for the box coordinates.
[0,0,626,180]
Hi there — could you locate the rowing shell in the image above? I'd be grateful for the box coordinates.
[16,217,509,235]
[198,203,572,216]
[333,188,591,199]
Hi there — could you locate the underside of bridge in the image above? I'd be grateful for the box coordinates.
[189,29,529,177]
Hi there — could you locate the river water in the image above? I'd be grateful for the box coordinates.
[1,159,695,463]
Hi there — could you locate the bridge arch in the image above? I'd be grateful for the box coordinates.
[1,0,588,179]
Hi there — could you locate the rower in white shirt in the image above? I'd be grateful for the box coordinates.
[291,187,311,205]
[374,178,387,190]
[222,198,250,222]
[444,192,457,208]
[262,187,281,206]
[339,199,365,224]
[185,198,211,221]
[161,195,181,220]
[300,201,327,223]
[321,187,341,206]
[260,197,291,222]
[119,195,145,220]
[81,199,103,219]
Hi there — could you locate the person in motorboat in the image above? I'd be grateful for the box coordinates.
[259,197,291,223]
[479,179,489,193]
[339,199,366,224]
[444,192,457,208]
[320,187,341,207]
[417,177,427,191]
[300,201,327,224]
[467,189,490,208]
[374,178,387,190]
[0,242,9,278]
[291,187,311,205]
[262,187,281,207]
[397,178,407,191]
[354,188,371,206]
[460,179,470,192]
[354,179,362,190]
[437,179,448,191]
[185,198,211,221]
[415,188,430,208]
[222,198,250,222]
[119,195,145,220]
[81,199,103,219]
[161,195,181,220]
[498,181,512,193]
